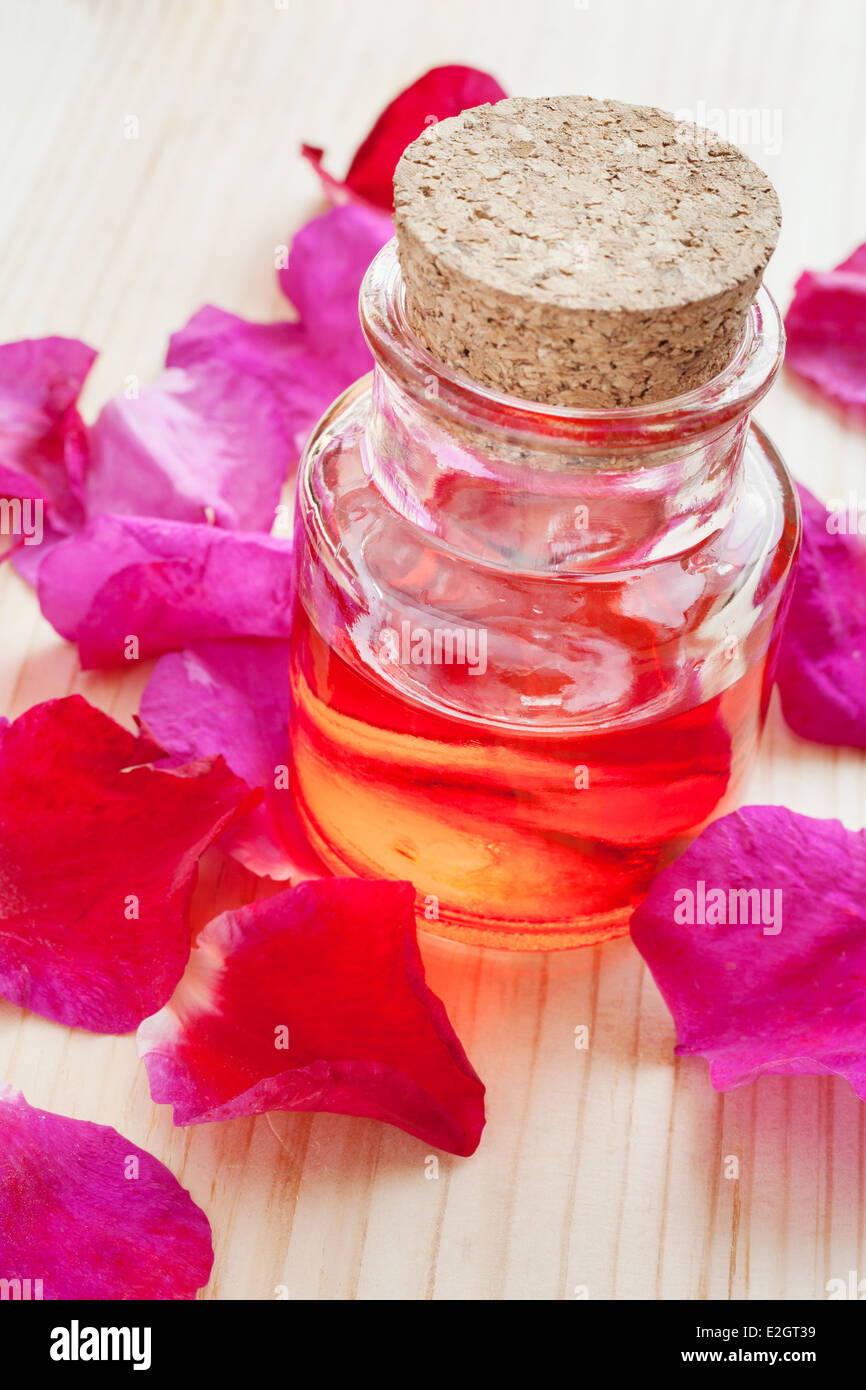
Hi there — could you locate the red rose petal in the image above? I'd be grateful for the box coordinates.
[0,336,95,529]
[141,640,323,881]
[85,360,287,530]
[631,805,866,1097]
[0,695,253,1033]
[37,515,294,668]
[785,242,866,413]
[303,65,506,210]
[776,482,866,747]
[0,1088,213,1299]
[139,879,485,1156]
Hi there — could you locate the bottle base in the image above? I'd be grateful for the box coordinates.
[295,798,633,952]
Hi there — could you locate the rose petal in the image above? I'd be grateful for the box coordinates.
[785,242,866,413]
[631,805,866,1097]
[37,515,294,668]
[0,336,95,529]
[139,878,485,1155]
[141,640,323,881]
[7,522,67,584]
[171,204,391,468]
[166,307,330,462]
[278,204,392,378]
[776,482,866,746]
[85,361,287,530]
[0,1088,213,1299]
[142,640,288,786]
[303,65,506,210]
[837,244,866,276]
[166,306,303,424]
[0,695,252,1033]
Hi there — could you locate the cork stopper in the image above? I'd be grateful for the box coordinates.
[393,96,781,408]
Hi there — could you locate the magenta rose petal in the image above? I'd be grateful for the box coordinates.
[7,522,67,584]
[0,336,96,529]
[631,805,866,1097]
[279,204,393,377]
[166,305,306,397]
[785,242,866,413]
[139,878,486,1156]
[0,695,253,1033]
[302,64,506,210]
[166,307,341,462]
[36,515,294,667]
[141,640,323,881]
[141,640,289,785]
[84,361,287,530]
[0,1088,213,1299]
[776,482,866,747]
[170,209,391,468]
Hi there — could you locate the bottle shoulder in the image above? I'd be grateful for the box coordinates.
[295,388,798,731]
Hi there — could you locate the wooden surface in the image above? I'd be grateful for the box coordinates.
[1,0,865,1301]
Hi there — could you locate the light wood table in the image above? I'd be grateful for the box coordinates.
[1,0,865,1300]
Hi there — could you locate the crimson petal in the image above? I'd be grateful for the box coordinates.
[303,65,506,210]
[139,878,485,1155]
[0,696,252,1032]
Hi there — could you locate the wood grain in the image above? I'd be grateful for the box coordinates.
[1,0,865,1300]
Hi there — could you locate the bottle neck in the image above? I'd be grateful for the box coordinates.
[359,243,783,576]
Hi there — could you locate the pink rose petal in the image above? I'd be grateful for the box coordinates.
[37,515,294,668]
[0,695,252,1033]
[167,303,352,464]
[170,207,391,465]
[785,242,866,413]
[139,878,486,1155]
[0,1088,213,1299]
[7,522,66,584]
[0,336,95,528]
[303,65,506,210]
[141,640,324,881]
[776,482,866,747]
[142,640,288,786]
[631,805,866,1097]
[166,307,306,446]
[278,204,393,379]
[84,360,288,529]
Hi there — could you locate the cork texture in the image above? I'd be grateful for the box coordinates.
[393,96,781,408]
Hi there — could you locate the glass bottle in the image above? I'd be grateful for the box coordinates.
[289,241,800,951]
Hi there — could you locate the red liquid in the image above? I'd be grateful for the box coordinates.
[289,603,775,950]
